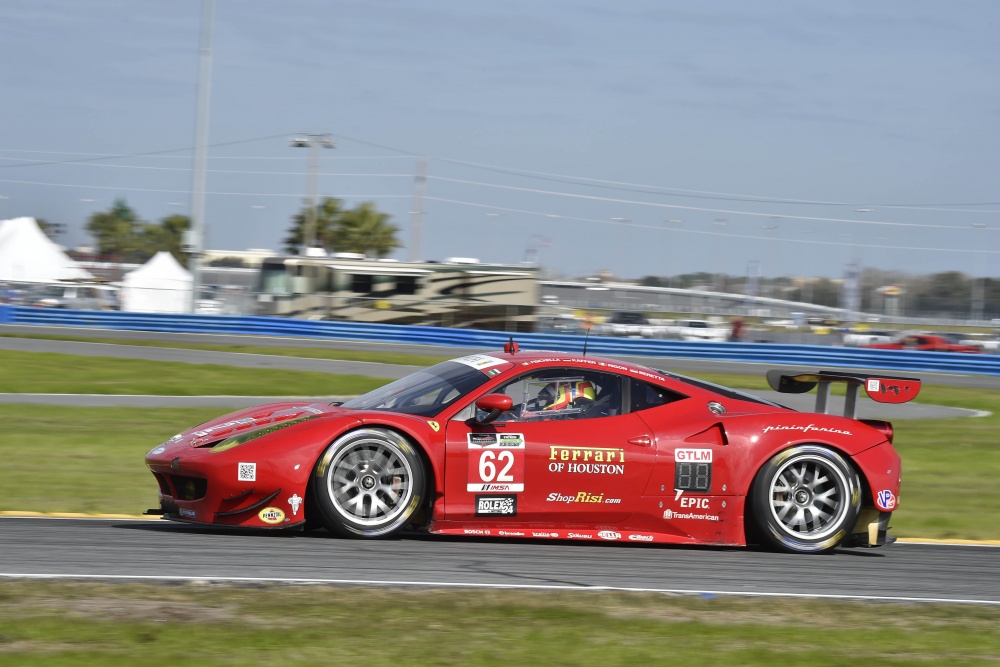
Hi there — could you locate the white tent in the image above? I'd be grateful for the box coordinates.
[120,251,193,313]
[0,217,92,282]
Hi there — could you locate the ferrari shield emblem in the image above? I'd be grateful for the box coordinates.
[428,421,440,432]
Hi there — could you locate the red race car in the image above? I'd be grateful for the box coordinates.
[863,332,981,353]
[145,344,919,554]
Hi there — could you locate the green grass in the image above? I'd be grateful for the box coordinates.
[0,582,998,666]
[0,333,450,367]
[0,349,386,396]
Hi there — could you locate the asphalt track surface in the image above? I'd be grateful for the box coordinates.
[2,517,998,605]
[1,324,997,603]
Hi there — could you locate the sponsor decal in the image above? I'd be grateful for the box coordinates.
[549,445,624,463]
[567,532,593,539]
[628,534,654,542]
[428,421,440,432]
[545,492,621,504]
[469,433,498,447]
[680,497,710,509]
[485,368,503,377]
[193,417,256,437]
[597,531,621,541]
[518,358,664,381]
[468,483,520,492]
[762,424,852,436]
[149,446,166,455]
[258,507,285,524]
[168,434,183,443]
[498,530,526,537]
[453,354,508,371]
[238,462,256,482]
[463,529,492,536]
[532,531,560,538]
[867,379,880,392]
[497,433,524,447]
[675,448,712,463]
[548,446,625,475]
[468,433,525,492]
[663,508,720,522]
[179,508,196,518]
[210,415,319,453]
[287,493,302,516]
[475,495,517,517]
[876,489,897,511]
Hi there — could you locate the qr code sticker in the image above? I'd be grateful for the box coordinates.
[238,462,256,482]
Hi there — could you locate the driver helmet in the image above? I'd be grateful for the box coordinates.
[539,380,596,411]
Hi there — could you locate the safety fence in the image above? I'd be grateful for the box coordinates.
[1,305,998,377]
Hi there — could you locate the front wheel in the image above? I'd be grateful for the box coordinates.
[311,428,426,538]
[751,445,861,554]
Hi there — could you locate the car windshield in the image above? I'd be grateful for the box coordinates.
[340,360,491,417]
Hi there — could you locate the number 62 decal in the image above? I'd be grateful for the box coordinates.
[467,433,525,492]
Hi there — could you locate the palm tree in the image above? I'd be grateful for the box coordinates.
[331,202,401,258]
[283,197,345,253]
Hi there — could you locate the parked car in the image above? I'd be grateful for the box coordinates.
[27,283,117,310]
[842,329,896,347]
[863,332,981,353]
[599,311,661,338]
[145,345,916,554]
[663,318,730,342]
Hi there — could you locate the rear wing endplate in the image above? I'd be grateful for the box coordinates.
[766,370,921,419]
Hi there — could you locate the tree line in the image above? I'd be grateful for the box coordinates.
[76,196,400,264]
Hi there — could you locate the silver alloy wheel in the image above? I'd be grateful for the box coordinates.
[326,431,415,528]
[767,453,851,541]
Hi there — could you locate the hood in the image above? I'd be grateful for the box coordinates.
[162,401,347,449]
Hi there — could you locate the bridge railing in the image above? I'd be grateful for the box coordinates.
[1,305,997,376]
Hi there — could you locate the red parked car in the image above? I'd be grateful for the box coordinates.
[145,345,919,554]
[864,332,981,353]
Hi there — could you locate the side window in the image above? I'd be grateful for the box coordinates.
[629,378,686,413]
[489,369,623,422]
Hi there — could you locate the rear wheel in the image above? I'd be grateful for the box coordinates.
[311,428,425,538]
[751,445,861,554]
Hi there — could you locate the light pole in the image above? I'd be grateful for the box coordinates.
[186,0,215,314]
[712,218,728,295]
[664,219,682,288]
[291,132,335,253]
[972,223,987,321]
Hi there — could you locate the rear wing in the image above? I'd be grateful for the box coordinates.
[766,370,921,419]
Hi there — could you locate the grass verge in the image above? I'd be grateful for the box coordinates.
[0,349,385,396]
[0,333,449,367]
[1,582,999,666]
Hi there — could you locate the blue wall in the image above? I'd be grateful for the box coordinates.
[2,305,998,376]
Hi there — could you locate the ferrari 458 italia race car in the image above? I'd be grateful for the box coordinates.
[145,342,919,554]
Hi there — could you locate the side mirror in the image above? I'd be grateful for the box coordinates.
[474,394,513,424]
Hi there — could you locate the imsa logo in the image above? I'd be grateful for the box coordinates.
[475,495,517,517]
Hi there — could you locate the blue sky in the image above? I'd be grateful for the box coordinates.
[0,0,997,280]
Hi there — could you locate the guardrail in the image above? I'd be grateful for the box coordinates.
[2,305,998,376]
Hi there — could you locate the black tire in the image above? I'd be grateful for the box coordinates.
[750,444,861,554]
[311,428,426,538]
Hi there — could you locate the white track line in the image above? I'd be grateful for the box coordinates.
[0,573,997,606]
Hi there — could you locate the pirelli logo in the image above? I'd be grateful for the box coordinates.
[549,446,624,463]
